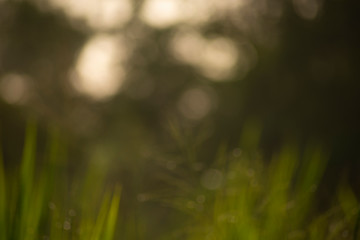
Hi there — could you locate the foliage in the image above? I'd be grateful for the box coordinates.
[184,144,359,240]
[1,121,359,239]
[0,121,121,240]
[146,123,360,240]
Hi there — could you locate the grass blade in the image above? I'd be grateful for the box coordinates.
[0,141,7,240]
[90,192,111,240]
[19,120,37,239]
[104,185,121,240]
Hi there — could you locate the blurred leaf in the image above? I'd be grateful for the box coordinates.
[19,120,37,239]
[0,140,7,240]
[104,185,121,240]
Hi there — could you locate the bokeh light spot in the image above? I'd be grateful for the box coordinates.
[292,0,322,20]
[170,30,204,65]
[178,87,214,120]
[0,73,29,104]
[49,0,133,30]
[140,0,184,28]
[71,34,127,100]
[170,31,239,81]
[199,37,239,80]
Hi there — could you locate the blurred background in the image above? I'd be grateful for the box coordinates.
[0,0,359,238]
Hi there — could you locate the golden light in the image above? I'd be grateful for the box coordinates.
[139,0,248,28]
[170,30,204,65]
[140,0,184,29]
[199,37,239,80]
[71,34,127,100]
[48,0,133,30]
[170,30,239,81]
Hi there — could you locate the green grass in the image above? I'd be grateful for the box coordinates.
[0,121,121,240]
[0,133,6,240]
[184,144,359,240]
[158,122,360,239]
[1,121,359,239]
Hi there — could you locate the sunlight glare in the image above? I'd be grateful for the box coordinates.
[48,0,133,29]
[140,0,184,28]
[140,0,248,28]
[170,31,239,81]
[170,30,204,65]
[71,34,127,100]
[199,37,239,80]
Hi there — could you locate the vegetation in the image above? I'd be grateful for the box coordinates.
[0,0,359,239]
[186,144,359,240]
[0,121,121,240]
[0,121,359,239]
[0,122,359,239]
[151,123,360,239]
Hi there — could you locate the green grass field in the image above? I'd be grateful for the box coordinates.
[0,121,359,239]
[0,121,120,240]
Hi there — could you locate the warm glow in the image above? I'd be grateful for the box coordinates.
[199,37,239,80]
[170,31,239,81]
[48,0,133,29]
[0,73,29,104]
[177,87,214,120]
[140,0,248,28]
[293,0,321,20]
[140,0,184,28]
[170,30,204,65]
[71,34,127,100]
